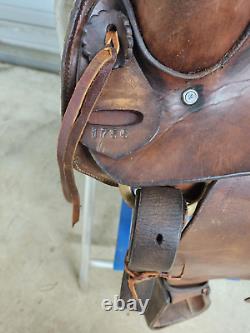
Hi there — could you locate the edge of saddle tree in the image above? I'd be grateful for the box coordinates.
[90,38,250,186]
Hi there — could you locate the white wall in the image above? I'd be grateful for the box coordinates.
[0,0,60,72]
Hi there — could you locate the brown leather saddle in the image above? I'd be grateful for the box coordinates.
[58,0,250,328]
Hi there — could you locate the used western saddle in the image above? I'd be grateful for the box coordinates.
[58,0,250,328]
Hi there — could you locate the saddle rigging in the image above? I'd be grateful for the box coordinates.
[58,0,250,328]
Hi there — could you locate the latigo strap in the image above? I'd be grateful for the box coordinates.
[57,31,119,225]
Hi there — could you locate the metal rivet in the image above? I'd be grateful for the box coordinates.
[182,88,199,106]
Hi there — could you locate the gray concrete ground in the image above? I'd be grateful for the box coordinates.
[0,62,250,333]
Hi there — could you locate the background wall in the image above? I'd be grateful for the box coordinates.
[0,0,60,72]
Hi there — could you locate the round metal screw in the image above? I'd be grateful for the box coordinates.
[182,88,199,106]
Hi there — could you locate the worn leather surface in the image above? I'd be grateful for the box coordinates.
[127,187,184,272]
[58,37,118,224]
[90,32,250,185]
[59,0,250,328]
[61,0,117,187]
[82,59,161,159]
[145,280,210,329]
[60,0,250,287]
[130,0,250,72]
[120,176,250,327]
[169,176,250,285]
[64,0,250,186]
[62,0,250,186]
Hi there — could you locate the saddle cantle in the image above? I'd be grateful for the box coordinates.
[58,0,250,328]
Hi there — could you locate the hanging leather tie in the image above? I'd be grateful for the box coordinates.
[57,30,120,225]
[125,261,185,300]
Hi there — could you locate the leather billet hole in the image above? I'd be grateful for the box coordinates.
[156,234,164,246]
[88,110,143,127]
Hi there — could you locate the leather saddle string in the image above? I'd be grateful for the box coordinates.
[57,32,118,225]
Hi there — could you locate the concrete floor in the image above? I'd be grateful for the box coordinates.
[0,62,250,333]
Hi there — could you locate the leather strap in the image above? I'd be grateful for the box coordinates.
[145,279,210,329]
[120,275,210,329]
[120,186,209,329]
[121,187,184,300]
[57,31,119,225]
[127,187,184,273]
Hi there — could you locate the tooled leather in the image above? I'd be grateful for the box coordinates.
[74,2,163,160]
[82,9,133,66]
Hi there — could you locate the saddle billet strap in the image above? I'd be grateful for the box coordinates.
[127,187,184,273]
[120,188,184,305]
[57,31,119,225]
